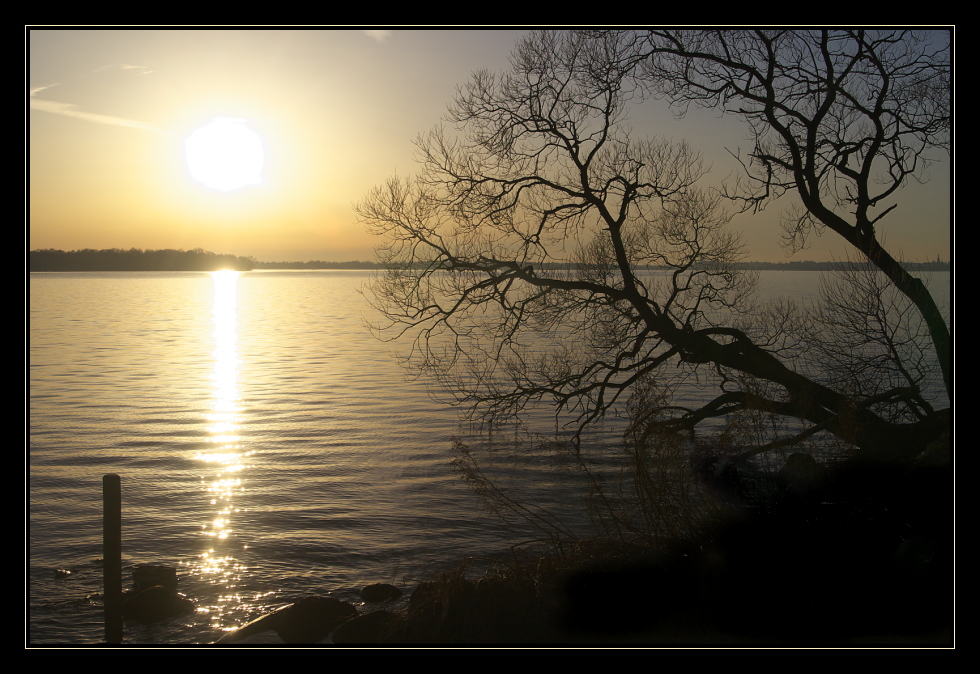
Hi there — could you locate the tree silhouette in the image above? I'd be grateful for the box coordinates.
[358,30,949,468]
[631,29,950,397]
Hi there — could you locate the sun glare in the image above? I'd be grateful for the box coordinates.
[185,118,264,191]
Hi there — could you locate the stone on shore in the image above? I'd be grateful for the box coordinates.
[215,596,358,644]
[276,596,358,643]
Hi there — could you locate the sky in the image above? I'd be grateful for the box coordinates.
[28,28,952,263]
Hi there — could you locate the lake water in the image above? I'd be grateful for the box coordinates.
[28,269,949,645]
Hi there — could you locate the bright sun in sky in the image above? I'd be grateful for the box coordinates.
[28,30,950,263]
[185,118,265,191]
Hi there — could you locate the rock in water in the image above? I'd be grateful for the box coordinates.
[132,565,179,592]
[122,585,195,622]
[360,583,403,603]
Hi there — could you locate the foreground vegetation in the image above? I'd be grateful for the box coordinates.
[334,431,950,645]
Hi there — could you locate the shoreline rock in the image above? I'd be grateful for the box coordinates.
[216,596,358,644]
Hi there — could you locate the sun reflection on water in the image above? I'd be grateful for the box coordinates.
[190,270,253,630]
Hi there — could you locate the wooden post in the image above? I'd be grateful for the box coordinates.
[103,473,122,644]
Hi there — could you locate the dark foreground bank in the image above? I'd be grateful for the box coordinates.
[110,442,952,646]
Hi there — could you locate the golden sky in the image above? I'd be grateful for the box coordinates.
[28,28,951,263]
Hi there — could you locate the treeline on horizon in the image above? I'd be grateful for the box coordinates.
[234,259,953,272]
[254,259,381,269]
[730,259,950,272]
[30,248,256,272]
[29,248,951,273]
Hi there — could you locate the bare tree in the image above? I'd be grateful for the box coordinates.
[358,30,949,469]
[807,259,944,421]
[631,28,950,398]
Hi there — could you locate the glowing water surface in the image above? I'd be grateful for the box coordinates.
[28,269,949,644]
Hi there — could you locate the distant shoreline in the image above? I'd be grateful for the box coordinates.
[28,248,951,273]
[29,248,256,272]
[251,261,951,272]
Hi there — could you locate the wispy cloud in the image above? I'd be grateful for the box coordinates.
[29,65,162,133]
[92,63,153,75]
[120,64,154,75]
[30,94,162,132]
[363,30,392,43]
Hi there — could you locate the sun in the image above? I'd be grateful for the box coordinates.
[185,118,265,191]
